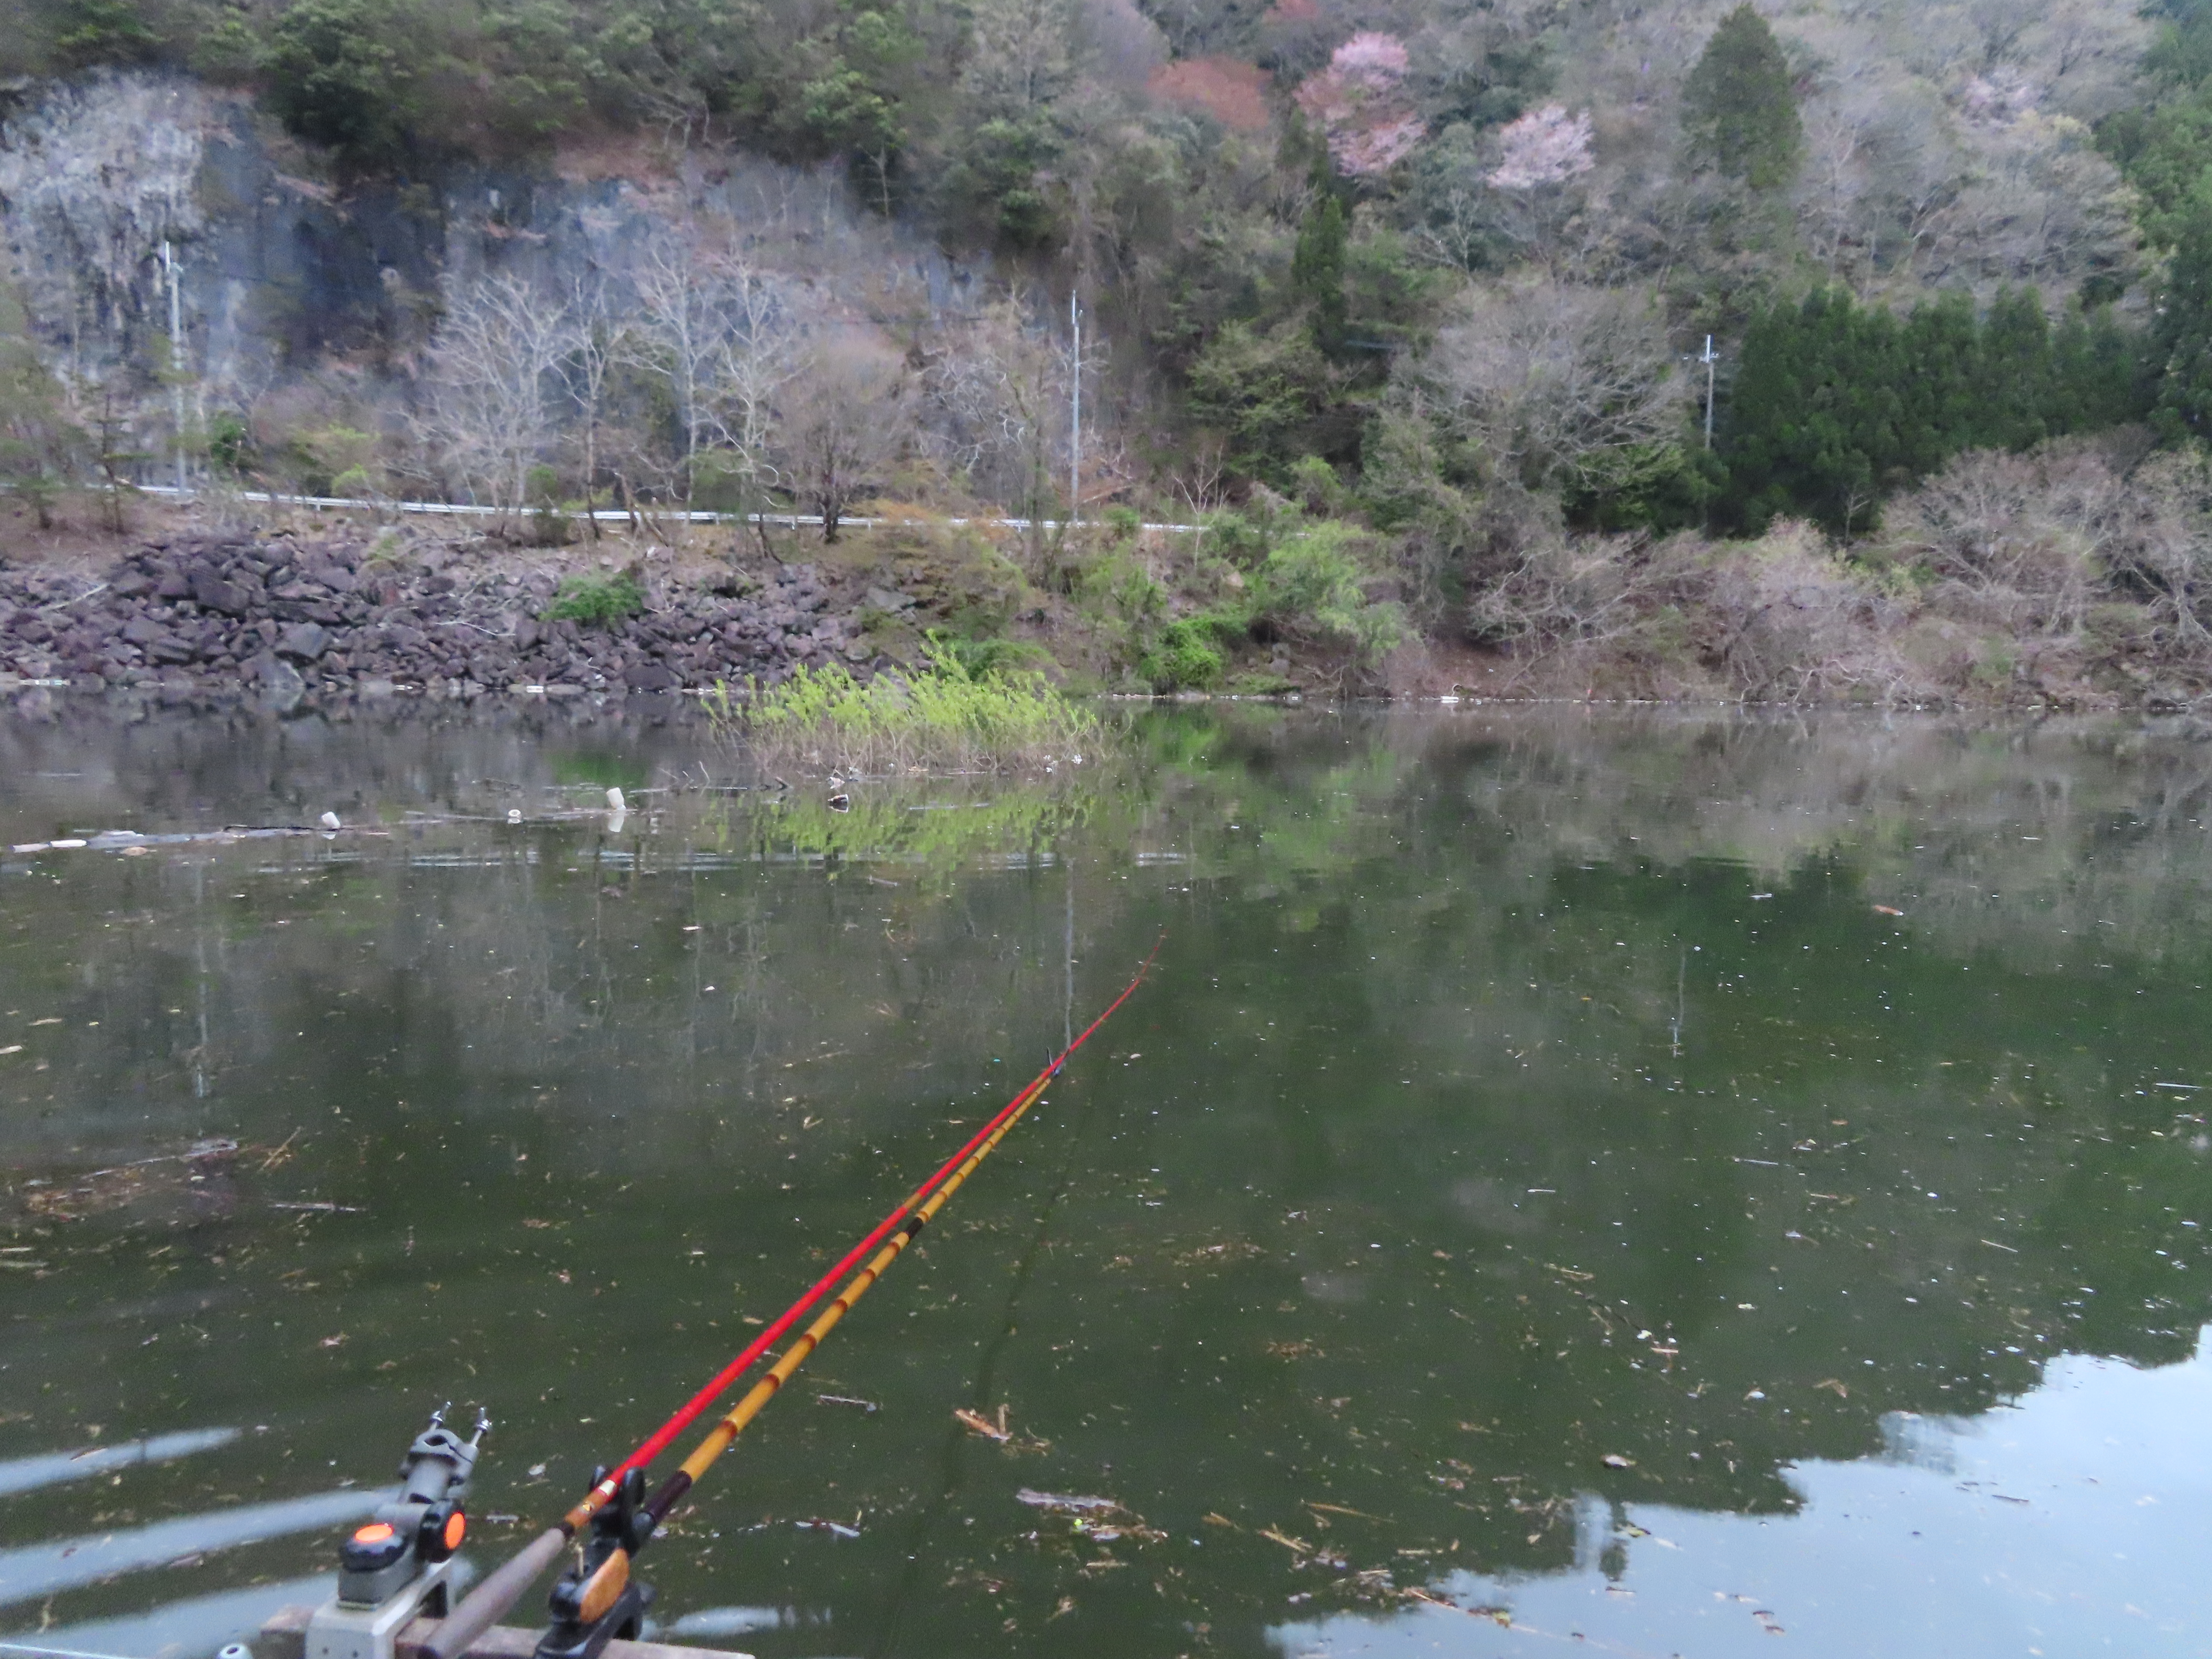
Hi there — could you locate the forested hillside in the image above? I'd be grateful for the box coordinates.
[9,0,2212,704]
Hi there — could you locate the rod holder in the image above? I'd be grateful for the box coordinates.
[535,1467,655,1659]
[306,1406,490,1659]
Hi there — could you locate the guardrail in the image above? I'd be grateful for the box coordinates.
[133,484,1205,537]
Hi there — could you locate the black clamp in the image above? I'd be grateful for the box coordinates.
[337,1404,490,1610]
[536,1466,656,1659]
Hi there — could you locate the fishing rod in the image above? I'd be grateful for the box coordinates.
[424,940,1161,1659]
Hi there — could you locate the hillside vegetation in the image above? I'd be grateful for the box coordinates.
[11,0,2212,704]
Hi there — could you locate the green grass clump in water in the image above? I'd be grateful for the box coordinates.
[542,572,646,626]
[710,638,1097,776]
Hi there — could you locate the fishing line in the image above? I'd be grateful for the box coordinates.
[865,1048,1101,1659]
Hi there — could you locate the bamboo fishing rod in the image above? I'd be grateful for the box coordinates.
[425,941,1161,1659]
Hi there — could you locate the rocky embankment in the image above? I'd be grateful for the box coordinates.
[0,530,876,704]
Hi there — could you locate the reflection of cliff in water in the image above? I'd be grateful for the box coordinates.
[0,703,2206,1658]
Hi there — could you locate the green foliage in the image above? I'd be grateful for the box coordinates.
[921,626,1048,681]
[543,570,647,625]
[0,280,80,529]
[1286,454,1350,515]
[45,0,162,69]
[1199,506,1275,567]
[1254,519,1406,664]
[2098,85,2212,252]
[2145,0,2212,90]
[1680,3,1803,191]
[206,410,253,475]
[280,424,380,495]
[942,114,1064,248]
[2157,175,2212,440]
[1138,614,1236,691]
[1186,319,1355,480]
[1561,442,1724,533]
[263,0,419,168]
[1415,35,1552,130]
[1291,191,1348,353]
[713,651,1097,774]
[1721,287,2151,533]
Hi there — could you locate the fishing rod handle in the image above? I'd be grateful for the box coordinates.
[422,1525,568,1659]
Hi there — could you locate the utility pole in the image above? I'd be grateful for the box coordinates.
[1069,290,1081,528]
[1700,334,1718,450]
[163,239,187,492]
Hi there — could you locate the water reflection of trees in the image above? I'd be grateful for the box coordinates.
[2,703,2209,1657]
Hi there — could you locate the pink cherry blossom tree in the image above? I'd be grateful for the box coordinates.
[1295,32,1428,177]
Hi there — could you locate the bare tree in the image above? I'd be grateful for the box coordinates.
[699,259,801,541]
[567,274,626,538]
[1409,274,1685,493]
[773,338,914,542]
[413,272,580,519]
[926,295,1070,553]
[625,234,800,521]
[626,235,723,504]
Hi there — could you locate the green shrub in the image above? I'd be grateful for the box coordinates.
[923,628,1048,680]
[543,572,646,626]
[1287,454,1350,516]
[1140,616,1229,692]
[1202,508,1272,568]
[1256,521,1406,665]
[206,411,253,475]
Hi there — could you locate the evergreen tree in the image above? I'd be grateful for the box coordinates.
[2156,173,2212,438]
[1680,4,1803,192]
[1897,291,1979,474]
[1724,284,2155,532]
[1725,288,1878,531]
[1976,287,2054,452]
[0,279,79,530]
[2050,303,2151,433]
[1292,190,1349,355]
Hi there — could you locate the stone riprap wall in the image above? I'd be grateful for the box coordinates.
[0,533,872,704]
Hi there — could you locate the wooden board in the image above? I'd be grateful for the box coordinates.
[256,1604,751,1659]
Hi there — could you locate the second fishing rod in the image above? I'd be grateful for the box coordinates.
[424,940,1161,1659]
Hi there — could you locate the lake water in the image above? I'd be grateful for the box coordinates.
[0,699,2208,1659]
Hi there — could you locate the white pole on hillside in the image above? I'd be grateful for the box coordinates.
[164,240,187,492]
[1070,290,1081,527]
[1700,334,1718,450]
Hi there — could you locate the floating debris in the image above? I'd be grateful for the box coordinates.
[1016,1489,1124,1516]
[17,1139,243,1222]
[957,1405,1049,1451]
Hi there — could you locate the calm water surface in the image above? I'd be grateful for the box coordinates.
[0,700,2208,1659]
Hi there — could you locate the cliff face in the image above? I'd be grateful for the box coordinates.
[0,70,979,422]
